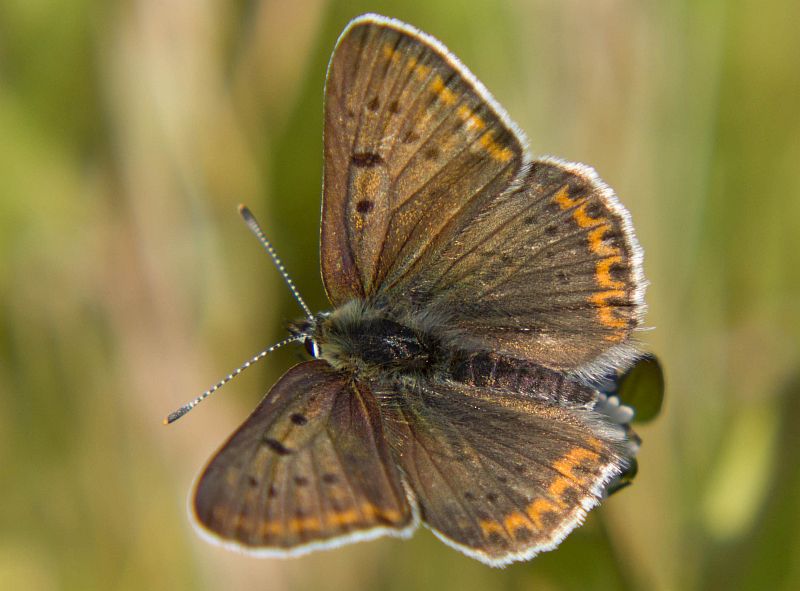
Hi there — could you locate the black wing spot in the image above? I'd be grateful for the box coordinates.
[464,491,475,501]
[322,473,339,484]
[268,485,278,498]
[388,100,400,114]
[545,224,559,236]
[374,509,396,525]
[486,492,498,503]
[356,199,374,214]
[546,201,562,214]
[424,146,440,161]
[556,270,569,284]
[585,201,603,219]
[290,413,308,426]
[367,96,380,111]
[514,528,533,542]
[351,152,384,167]
[247,476,258,487]
[294,476,309,487]
[262,437,292,455]
[610,260,629,283]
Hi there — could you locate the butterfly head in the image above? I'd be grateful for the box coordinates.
[287,312,331,359]
[288,300,445,382]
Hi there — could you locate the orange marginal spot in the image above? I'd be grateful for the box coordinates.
[526,498,560,529]
[595,255,624,289]
[431,75,456,105]
[552,447,600,482]
[547,476,573,501]
[590,290,628,331]
[554,185,580,210]
[457,104,486,132]
[288,515,322,533]
[573,203,606,229]
[587,224,619,257]
[503,511,532,534]
[361,502,402,523]
[479,131,513,162]
[479,518,506,539]
[587,437,604,451]
[589,289,627,341]
[259,520,284,536]
[414,62,431,81]
[604,330,627,342]
[326,508,361,527]
[382,43,399,64]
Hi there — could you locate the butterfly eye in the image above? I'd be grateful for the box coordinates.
[304,338,321,358]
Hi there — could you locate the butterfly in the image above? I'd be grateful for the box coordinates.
[172,13,647,567]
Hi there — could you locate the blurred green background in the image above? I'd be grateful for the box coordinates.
[2,0,799,589]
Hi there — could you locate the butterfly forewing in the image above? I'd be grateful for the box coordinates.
[192,361,415,554]
[379,380,630,566]
[322,16,525,304]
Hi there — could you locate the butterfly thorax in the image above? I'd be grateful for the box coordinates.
[308,300,447,382]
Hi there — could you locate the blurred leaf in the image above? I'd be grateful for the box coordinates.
[617,355,665,423]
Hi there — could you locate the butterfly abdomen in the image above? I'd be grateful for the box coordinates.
[447,350,596,409]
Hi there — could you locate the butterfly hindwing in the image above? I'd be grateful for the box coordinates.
[379,379,630,566]
[192,361,415,554]
[407,158,646,372]
[322,15,526,304]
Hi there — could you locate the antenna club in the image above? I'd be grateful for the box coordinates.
[162,335,304,424]
[238,204,253,220]
[164,405,191,425]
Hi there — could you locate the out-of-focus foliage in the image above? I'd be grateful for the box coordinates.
[2,1,799,590]
[619,355,664,423]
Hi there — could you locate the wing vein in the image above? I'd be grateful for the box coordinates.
[399,395,504,543]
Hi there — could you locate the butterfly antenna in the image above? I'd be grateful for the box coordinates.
[163,335,303,424]
[238,204,314,320]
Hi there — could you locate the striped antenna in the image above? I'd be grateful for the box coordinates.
[163,335,303,424]
[238,204,314,320]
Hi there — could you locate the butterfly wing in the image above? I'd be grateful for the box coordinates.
[406,158,646,372]
[379,379,632,566]
[321,14,526,304]
[322,15,644,373]
[192,360,415,555]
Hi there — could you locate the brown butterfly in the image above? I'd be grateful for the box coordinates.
[168,13,647,567]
